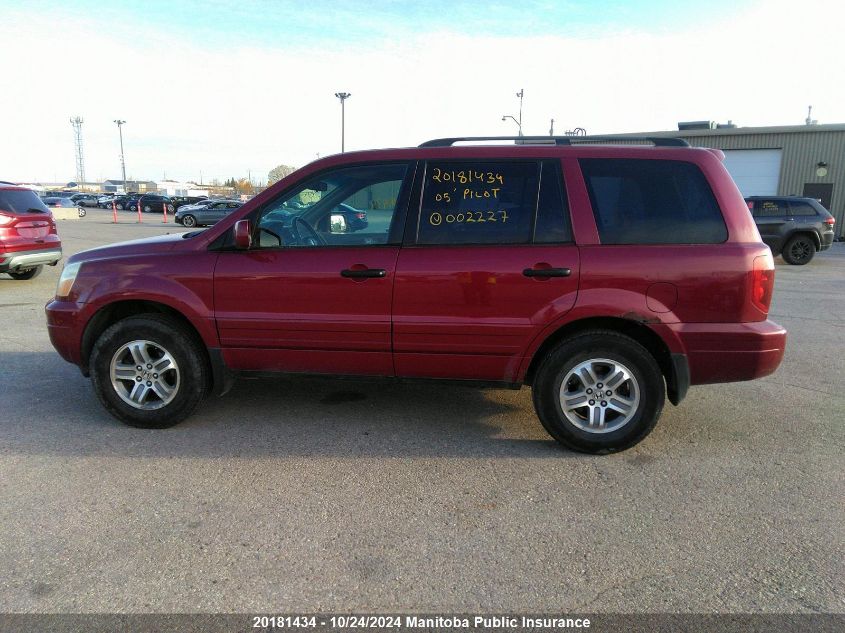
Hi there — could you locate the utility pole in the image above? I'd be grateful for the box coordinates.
[549,118,555,136]
[113,120,127,193]
[70,116,85,186]
[334,92,351,152]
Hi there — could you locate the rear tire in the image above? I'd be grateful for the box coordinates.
[782,235,815,265]
[532,330,665,453]
[7,265,43,280]
[89,314,209,428]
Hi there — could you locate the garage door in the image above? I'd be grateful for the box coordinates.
[721,149,783,196]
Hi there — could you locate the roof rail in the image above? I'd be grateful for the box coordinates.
[419,135,690,148]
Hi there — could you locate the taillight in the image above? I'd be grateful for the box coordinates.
[824,217,835,226]
[746,200,753,211]
[751,254,775,314]
[355,212,366,219]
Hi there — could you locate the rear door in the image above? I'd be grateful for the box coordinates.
[392,159,579,383]
[751,198,790,252]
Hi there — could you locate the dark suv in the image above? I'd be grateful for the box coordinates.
[745,196,835,265]
[46,136,786,453]
[1,185,62,279]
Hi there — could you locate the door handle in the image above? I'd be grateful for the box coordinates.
[523,267,571,278]
[341,268,387,278]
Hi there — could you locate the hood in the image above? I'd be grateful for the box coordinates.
[67,232,189,264]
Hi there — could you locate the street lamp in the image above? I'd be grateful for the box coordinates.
[501,88,524,136]
[113,120,127,192]
[334,92,351,153]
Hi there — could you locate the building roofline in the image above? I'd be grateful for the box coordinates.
[615,123,845,137]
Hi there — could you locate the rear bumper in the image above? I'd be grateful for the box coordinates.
[0,248,62,272]
[820,231,834,251]
[667,320,787,385]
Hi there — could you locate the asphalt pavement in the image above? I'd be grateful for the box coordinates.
[0,208,842,613]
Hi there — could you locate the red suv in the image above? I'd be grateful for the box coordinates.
[45,137,786,453]
[0,184,62,280]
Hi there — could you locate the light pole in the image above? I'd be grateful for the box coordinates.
[113,120,127,192]
[501,88,524,136]
[334,92,351,152]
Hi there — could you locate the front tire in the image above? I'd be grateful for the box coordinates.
[782,235,815,265]
[89,314,209,428]
[7,265,43,280]
[181,214,197,228]
[532,330,665,453]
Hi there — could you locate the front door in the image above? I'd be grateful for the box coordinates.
[392,159,580,383]
[213,162,413,376]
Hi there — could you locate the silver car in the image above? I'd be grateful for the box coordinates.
[175,199,243,227]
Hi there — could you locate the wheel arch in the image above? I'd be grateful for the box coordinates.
[786,229,821,251]
[80,300,209,377]
[522,316,685,404]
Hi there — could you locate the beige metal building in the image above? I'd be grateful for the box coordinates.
[625,123,845,237]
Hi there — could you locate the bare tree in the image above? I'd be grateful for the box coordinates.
[267,164,297,186]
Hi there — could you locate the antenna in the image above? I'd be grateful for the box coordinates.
[805,105,817,125]
[70,116,85,185]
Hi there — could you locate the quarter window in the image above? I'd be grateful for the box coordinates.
[789,201,818,216]
[581,159,727,244]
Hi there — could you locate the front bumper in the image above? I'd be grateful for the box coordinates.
[0,248,62,273]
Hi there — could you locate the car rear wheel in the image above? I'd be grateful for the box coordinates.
[532,330,665,454]
[89,314,209,428]
[782,235,815,265]
[181,214,197,227]
[143,205,152,213]
[167,204,175,213]
[7,265,43,280]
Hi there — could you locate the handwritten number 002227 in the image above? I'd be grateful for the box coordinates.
[429,210,508,226]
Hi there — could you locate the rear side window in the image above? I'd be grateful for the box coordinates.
[753,199,788,217]
[580,159,727,244]
[534,160,572,243]
[789,201,818,216]
[418,161,539,245]
[0,189,49,215]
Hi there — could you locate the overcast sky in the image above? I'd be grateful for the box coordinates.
[0,0,840,184]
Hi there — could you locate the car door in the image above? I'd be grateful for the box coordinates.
[392,159,580,383]
[213,161,414,375]
[201,202,226,224]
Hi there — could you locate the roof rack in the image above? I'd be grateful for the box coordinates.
[419,135,690,148]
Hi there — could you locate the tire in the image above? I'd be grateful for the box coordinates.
[117,204,124,210]
[7,265,43,280]
[89,314,209,428]
[782,235,815,265]
[143,205,152,213]
[77,207,86,217]
[167,204,175,214]
[532,330,665,454]
[181,214,197,228]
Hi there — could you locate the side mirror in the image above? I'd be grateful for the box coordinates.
[233,219,252,249]
[330,213,347,233]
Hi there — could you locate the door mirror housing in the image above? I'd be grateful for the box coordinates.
[233,219,252,249]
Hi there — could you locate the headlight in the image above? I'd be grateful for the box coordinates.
[56,261,81,299]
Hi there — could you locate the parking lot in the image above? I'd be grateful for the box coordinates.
[0,207,842,613]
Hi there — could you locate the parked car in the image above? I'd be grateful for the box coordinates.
[46,135,786,453]
[0,185,62,279]
[97,194,116,207]
[174,200,242,227]
[44,190,77,199]
[109,195,133,210]
[745,196,836,265]
[171,195,208,210]
[42,197,79,209]
[135,194,175,214]
[73,194,99,207]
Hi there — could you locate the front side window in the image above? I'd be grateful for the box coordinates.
[417,161,540,245]
[581,159,727,244]
[255,163,408,248]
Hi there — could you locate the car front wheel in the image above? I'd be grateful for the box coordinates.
[181,214,197,227]
[782,235,815,265]
[532,330,665,454]
[89,314,209,428]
